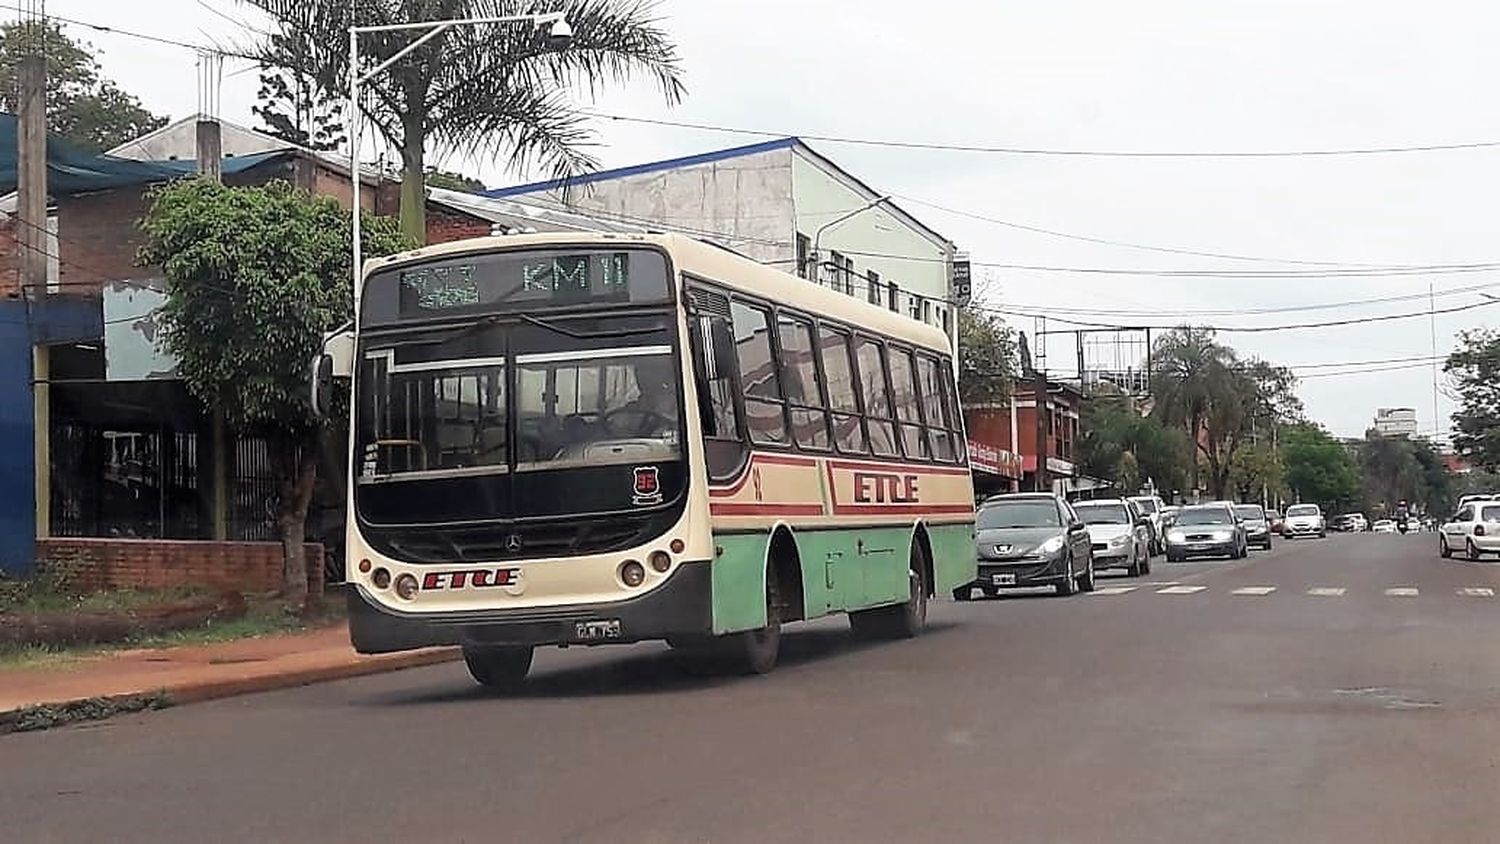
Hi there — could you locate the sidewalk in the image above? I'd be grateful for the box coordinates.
[0,623,458,729]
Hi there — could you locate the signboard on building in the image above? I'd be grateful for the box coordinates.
[1047,457,1075,476]
[952,253,972,306]
[968,439,1023,479]
[103,280,177,381]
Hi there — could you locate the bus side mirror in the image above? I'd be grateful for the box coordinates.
[310,327,354,418]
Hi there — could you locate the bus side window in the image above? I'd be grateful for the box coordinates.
[818,325,866,454]
[687,286,748,480]
[777,312,831,450]
[939,359,966,463]
[731,300,789,446]
[888,346,930,460]
[855,338,898,457]
[917,353,955,462]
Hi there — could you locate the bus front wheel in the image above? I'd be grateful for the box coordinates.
[462,644,533,691]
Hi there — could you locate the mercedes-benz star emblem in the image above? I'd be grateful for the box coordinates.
[505,534,523,553]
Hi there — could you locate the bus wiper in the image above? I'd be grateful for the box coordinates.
[518,313,665,340]
[396,315,503,349]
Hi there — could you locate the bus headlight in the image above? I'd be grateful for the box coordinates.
[620,560,646,588]
[648,550,672,573]
[394,573,419,601]
[371,567,391,590]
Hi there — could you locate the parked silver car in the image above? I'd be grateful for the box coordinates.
[959,493,1096,599]
[1128,494,1167,554]
[1073,498,1153,576]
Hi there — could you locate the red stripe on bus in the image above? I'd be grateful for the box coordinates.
[710,503,826,517]
[825,458,973,477]
[708,453,819,498]
[831,503,976,516]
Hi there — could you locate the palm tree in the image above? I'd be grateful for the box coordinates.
[243,0,685,241]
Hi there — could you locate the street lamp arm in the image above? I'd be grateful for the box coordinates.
[351,12,565,35]
[359,22,453,85]
[812,195,890,258]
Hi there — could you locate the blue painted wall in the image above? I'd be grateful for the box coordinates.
[0,295,101,576]
[0,299,34,576]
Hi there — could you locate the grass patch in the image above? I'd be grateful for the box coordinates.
[0,598,345,670]
[0,691,173,734]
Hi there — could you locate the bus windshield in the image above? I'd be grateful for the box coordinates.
[353,284,687,530]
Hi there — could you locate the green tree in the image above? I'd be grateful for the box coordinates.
[0,21,168,152]
[1446,328,1500,472]
[1228,442,1284,504]
[138,179,410,610]
[252,33,345,151]
[1149,327,1299,498]
[958,307,1015,405]
[245,0,686,242]
[1281,423,1361,512]
[1078,391,1192,497]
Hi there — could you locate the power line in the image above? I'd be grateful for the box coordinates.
[1,5,222,53]
[979,297,1500,333]
[587,111,1500,159]
[1001,283,1500,319]
[893,193,1392,268]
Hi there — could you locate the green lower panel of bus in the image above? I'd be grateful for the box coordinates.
[710,522,976,635]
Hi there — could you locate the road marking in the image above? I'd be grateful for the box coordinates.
[1090,585,1138,596]
[1230,586,1276,595]
[1459,587,1495,597]
[1144,581,1180,586]
[1385,587,1419,597]
[1156,585,1206,595]
[1307,587,1346,597]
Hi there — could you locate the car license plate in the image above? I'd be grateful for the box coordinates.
[992,573,1017,586]
[574,620,622,641]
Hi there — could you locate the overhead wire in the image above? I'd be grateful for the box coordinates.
[586,111,1500,159]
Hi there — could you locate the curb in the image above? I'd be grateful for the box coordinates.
[0,647,461,734]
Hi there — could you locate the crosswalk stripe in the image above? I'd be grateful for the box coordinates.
[1230,586,1276,595]
[1459,587,1495,597]
[1156,585,1206,594]
[1385,587,1419,597]
[1307,587,1346,597]
[1090,585,1138,596]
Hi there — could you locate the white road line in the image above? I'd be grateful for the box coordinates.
[1385,587,1419,597]
[1144,581,1180,586]
[1230,586,1276,596]
[1090,585,1138,596]
[1307,587,1347,597]
[1459,587,1496,597]
[1156,585,1206,595]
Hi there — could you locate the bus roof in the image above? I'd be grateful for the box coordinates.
[362,231,955,354]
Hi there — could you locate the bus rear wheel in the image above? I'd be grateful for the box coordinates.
[849,545,929,640]
[462,644,533,691]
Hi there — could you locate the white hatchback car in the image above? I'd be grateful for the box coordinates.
[1439,502,1500,560]
[1283,503,1327,539]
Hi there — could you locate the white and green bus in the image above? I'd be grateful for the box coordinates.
[321,232,975,687]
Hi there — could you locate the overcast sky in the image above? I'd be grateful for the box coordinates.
[52,0,1500,439]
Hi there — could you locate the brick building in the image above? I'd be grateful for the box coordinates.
[965,380,1085,497]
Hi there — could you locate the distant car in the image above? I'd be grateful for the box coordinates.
[1439,502,1500,560]
[962,493,1095,599]
[1234,504,1274,550]
[1283,503,1327,539]
[1165,503,1249,561]
[1266,509,1284,535]
[1127,495,1167,554]
[1330,515,1353,532]
[1074,498,1153,577]
[1372,519,1397,534]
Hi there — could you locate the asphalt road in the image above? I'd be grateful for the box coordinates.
[6,532,1500,843]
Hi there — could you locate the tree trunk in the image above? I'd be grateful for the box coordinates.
[398,115,426,245]
[271,430,321,613]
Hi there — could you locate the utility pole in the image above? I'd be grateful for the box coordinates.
[19,7,49,542]
[1034,365,1049,493]
[197,53,230,540]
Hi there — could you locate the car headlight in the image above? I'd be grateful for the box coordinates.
[1211,530,1231,541]
[1166,530,1187,544]
[1109,535,1129,547]
[1037,536,1065,555]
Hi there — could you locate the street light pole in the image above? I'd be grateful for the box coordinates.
[811,195,888,288]
[346,11,571,316]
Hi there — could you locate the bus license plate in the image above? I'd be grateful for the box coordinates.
[992,573,1017,586]
[574,620,623,641]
